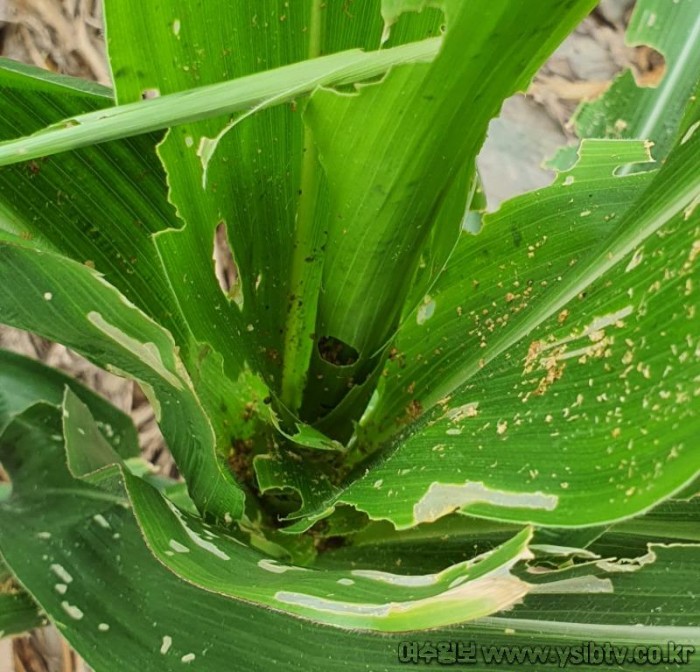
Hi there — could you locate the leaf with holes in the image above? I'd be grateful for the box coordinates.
[0,0,699,669]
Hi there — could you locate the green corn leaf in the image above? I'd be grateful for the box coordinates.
[253,450,339,530]
[0,59,268,441]
[506,542,700,642]
[301,0,596,427]
[1,403,698,670]
[292,121,700,530]
[62,388,537,632]
[0,353,544,633]
[104,1,445,407]
[8,353,682,638]
[0,348,138,456]
[0,59,186,343]
[574,0,700,162]
[316,514,522,575]
[367,139,657,438]
[0,40,441,167]
[0,242,245,519]
[1,0,699,666]
[602,496,700,550]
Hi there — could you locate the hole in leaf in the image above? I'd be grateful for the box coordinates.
[318,336,359,367]
[0,462,12,502]
[212,222,242,307]
[631,45,666,88]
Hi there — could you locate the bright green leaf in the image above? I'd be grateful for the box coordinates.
[574,0,700,162]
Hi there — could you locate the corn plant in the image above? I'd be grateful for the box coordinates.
[0,0,698,670]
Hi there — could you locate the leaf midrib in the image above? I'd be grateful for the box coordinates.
[280,0,326,413]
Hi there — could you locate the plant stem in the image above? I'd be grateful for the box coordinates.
[280,0,325,413]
